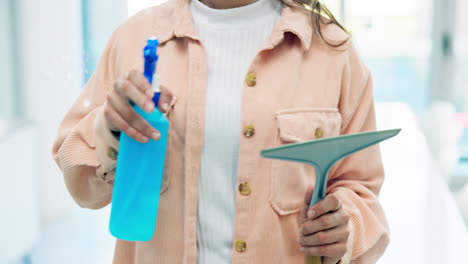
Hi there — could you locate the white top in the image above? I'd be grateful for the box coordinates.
[189,0,282,263]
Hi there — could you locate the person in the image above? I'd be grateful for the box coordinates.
[52,0,389,263]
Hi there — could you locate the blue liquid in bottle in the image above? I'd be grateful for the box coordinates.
[109,38,169,241]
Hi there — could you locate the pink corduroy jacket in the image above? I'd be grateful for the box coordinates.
[52,0,389,263]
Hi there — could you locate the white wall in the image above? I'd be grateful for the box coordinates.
[16,0,85,224]
[0,124,40,263]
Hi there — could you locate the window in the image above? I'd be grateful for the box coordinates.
[324,0,433,113]
[81,0,167,82]
[454,0,468,112]
[0,0,20,120]
[454,0,468,171]
[82,0,127,82]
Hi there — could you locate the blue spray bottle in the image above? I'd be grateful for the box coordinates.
[109,38,169,241]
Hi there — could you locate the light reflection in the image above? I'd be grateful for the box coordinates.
[83,99,91,108]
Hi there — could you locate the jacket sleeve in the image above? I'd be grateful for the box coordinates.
[52,29,121,209]
[328,43,390,263]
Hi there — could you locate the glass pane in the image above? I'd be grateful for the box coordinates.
[0,0,19,119]
[345,0,432,113]
[454,0,468,163]
[454,0,468,112]
[82,0,127,82]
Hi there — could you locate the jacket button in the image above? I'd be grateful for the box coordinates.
[315,127,324,139]
[234,240,247,253]
[243,125,255,137]
[107,147,118,160]
[239,182,251,196]
[245,73,257,87]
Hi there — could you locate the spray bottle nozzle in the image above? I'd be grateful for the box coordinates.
[143,38,159,85]
[143,37,161,105]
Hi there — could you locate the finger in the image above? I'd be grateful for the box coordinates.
[300,242,347,259]
[308,193,341,220]
[104,103,148,143]
[299,225,349,247]
[158,84,173,113]
[300,185,315,221]
[110,92,160,140]
[108,89,160,140]
[323,256,343,264]
[301,209,349,235]
[127,70,153,98]
[114,80,154,113]
[304,185,314,206]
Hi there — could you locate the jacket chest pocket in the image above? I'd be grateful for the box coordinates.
[269,108,342,215]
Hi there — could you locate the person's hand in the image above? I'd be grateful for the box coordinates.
[104,70,173,143]
[298,186,350,264]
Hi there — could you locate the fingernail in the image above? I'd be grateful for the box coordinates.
[144,101,155,112]
[307,209,315,219]
[151,132,160,140]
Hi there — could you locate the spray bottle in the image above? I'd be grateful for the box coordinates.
[109,38,169,241]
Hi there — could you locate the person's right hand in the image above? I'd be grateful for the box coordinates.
[103,70,173,143]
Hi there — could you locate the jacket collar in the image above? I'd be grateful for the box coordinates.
[158,0,313,50]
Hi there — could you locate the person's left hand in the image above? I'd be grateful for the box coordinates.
[298,186,350,264]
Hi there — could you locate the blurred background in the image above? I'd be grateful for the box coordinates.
[1,0,467,263]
